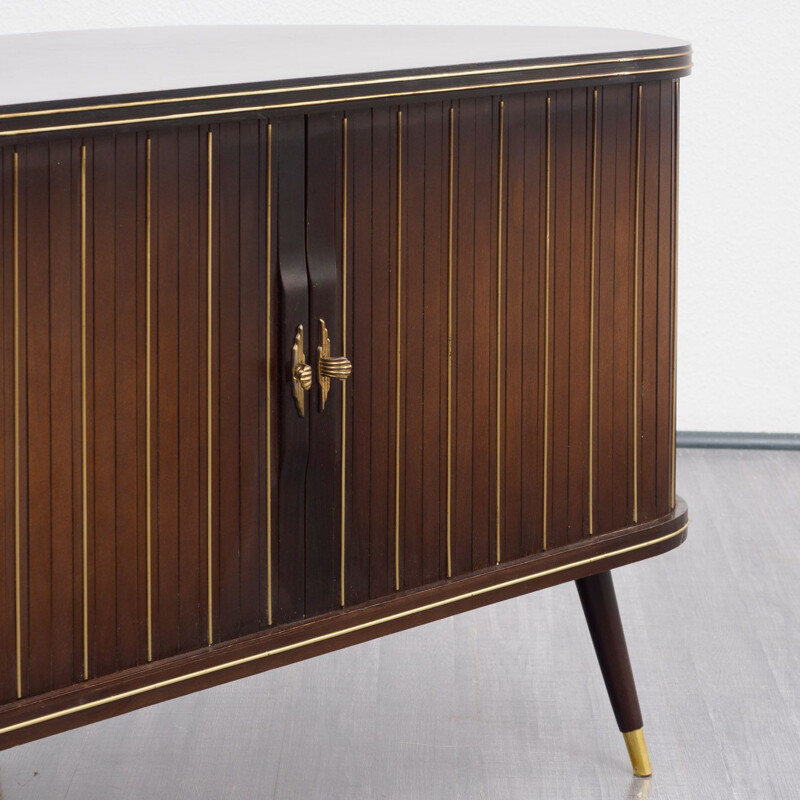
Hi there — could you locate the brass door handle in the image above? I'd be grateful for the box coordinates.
[291,325,313,417]
[317,318,351,411]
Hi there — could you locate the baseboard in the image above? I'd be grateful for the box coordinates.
[676,431,800,451]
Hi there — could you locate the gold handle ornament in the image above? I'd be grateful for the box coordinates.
[317,318,352,411]
[291,325,312,417]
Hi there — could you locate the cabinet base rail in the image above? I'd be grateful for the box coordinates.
[0,499,687,752]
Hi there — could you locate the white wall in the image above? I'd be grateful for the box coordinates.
[4,1,799,433]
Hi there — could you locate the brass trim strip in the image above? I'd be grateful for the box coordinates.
[495,99,504,565]
[0,519,689,739]
[632,84,642,525]
[0,51,692,122]
[542,94,552,551]
[394,109,403,592]
[145,137,153,662]
[266,122,273,625]
[12,150,21,699]
[80,144,89,678]
[588,89,598,535]
[206,129,214,644]
[670,81,679,509]
[340,115,348,607]
[0,64,693,139]
[446,105,454,579]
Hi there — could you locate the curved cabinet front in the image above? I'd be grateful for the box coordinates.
[0,65,687,748]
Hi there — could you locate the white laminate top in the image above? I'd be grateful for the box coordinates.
[0,25,689,107]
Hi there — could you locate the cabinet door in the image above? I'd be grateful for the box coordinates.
[274,111,346,622]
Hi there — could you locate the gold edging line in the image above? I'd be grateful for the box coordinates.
[633,84,642,525]
[588,88,598,535]
[670,80,679,509]
[0,519,689,738]
[266,122,273,625]
[446,105,454,579]
[80,144,89,678]
[145,137,153,662]
[542,94,552,551]
[340,114,348,607]
[0,52,692,122]
[0,64,693,139]
[12,150,21,699]
[495,99,504,565]
[207,130,214,645]
[394,108,403,592]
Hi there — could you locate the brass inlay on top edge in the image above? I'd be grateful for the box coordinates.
[266,122,273,625]
[0,64,693,139]
[670,81,679,509]
[495,99,504,565]
[206,129,214,645]
[80,144,89,678]
[145,137,153,662]
[0,51,692,123]
[446,105,454,579]
[588,89,599,535]
[542,95,552,552]
[633,84,642,525]
[394,108,403,592]
[340,114,348,607]
[12,150,21,699]
[0,519,689,739]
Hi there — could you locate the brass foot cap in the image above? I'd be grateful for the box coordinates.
[622,728,653,777]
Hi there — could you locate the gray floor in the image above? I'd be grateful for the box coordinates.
[1,448,798,799]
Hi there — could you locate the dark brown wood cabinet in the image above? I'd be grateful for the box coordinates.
[0,25,691,775]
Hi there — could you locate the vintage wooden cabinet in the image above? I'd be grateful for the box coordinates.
[0,26,690,775]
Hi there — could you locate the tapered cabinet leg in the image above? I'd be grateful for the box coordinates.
[576,570,653,777]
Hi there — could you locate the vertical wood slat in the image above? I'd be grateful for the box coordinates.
[176,126,203,652]
[15,146,30,700]
[0,148,21,702]
[148,125,210,658]
[345,106,397,604]
[588,89,599,536]
[274,114,309,625]
[542,93,553,551]
[633,84,643,524]
[452,96,475,576]
[548,88,592,551]
[394,108,403,591]
[206,128,215,645]
[617,85,638,533]
[339,116,347,607]
[397,101,449,592]
[450,96,499,576]
[446,105,454,579]
[145,135,153,661]
[266,122,274,624]
[656,79,675,517]
[670,81,680,510]
[215,119,264,641]
[16,140,81,696]
[495,100,504,565]
[640,82,660,524]
[306,111,342,617]
[90,133,120,676]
